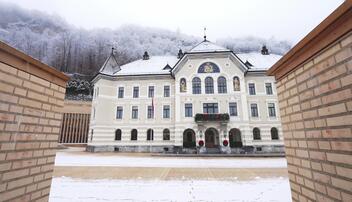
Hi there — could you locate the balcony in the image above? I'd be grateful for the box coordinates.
[194,113,230,123]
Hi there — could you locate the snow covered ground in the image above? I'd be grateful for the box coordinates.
[50,151,291,201]
[49,177,291,202]
[55,152,287,168]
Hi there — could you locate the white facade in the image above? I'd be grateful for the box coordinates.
[88,40,284,153]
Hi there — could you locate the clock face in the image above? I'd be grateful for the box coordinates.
[198,62,220,73]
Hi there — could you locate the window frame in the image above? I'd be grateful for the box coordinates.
[217,76,227,94]
[164,85,170,97]
[148,86,155,98]
[205,77,214,94]
[250,103,259,117]
[147,105,154,119]
[185,103,193,117]
[268,103,276,117]
[265,83,273,95]
[248,83,256,95]
[163,129,170,141]
[229,102,238,116]
[203,103,219,114]
[192,77,201,94]
[132,106,138,119]
[163,105,170,119]
[133,86,139,98]
[147,129,154,141]
[131,129,138,140]
[115,129,122,141]
[118,87,124,98]
[116,106,123,119]
[271,127,279,140]
[253,127,261,140]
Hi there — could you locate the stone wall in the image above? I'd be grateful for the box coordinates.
[274,32,352,201]
[0,41,69,201]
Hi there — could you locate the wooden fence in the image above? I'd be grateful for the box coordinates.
[60,113,90,143]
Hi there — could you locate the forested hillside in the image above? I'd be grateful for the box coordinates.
[0,2,291,77]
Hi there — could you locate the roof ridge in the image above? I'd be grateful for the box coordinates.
[188,40,229,53]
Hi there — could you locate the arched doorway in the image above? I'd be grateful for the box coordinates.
[205,128,219,148]
[229,128,242,148]
[183,129,196,148]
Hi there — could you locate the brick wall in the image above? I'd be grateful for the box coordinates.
[276,32,352,201]
[0,42,68,201]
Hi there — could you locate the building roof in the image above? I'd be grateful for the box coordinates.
[99,51,120,74]
[267,1,351,80]
[188,40,230,53]
[237,52,282,70]
[98,40,283,76]
[113,56,178,76]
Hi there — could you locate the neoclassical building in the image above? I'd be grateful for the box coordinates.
[88,38,284,153]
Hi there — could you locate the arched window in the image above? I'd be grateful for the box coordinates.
[163,129,170,140]
[217,76,227,93]
[147,129,154,141]
[253,127,261,140]
[229,128,242,148]
[271,127,279,140]
[131,129,138,140]
[180,78,187,92]
[192,77,201,94]
[115,129,121,141]
[205,77,214,94]
[233,76,240,91]
[183,129,196,148]
[197,62,220,73]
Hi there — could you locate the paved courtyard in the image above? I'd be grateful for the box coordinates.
[49,148,291,201]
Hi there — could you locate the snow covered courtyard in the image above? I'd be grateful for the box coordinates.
[49,150,291,201]
[50,177,291,202]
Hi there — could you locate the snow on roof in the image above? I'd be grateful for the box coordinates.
[99,53,120,74]
[114,56,178,76]
[236,52,282,70]
[188,40,230,53]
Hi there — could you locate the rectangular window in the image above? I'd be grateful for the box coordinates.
[118,87,124,98]
[116,106,123,119]
[265,83,273,95]
[251,103,258,117]
[229,102,238,116]
[147,105,154,119]
[249,83,256,95]
[268,103,276,117]
[148,86,154,98]
[185,103,193,117]
[163,105,170,118]
[203,103,218,114]
[164,85,170,97]
[133,87,139,98]
[132,106,138,119]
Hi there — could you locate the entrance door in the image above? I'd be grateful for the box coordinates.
[205,128,219,148]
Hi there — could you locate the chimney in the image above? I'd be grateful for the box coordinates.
[177,49,183,59]
[261,45,269,55]
[143,51,150,60]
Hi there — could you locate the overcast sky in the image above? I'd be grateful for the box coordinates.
[2,0,343,44]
